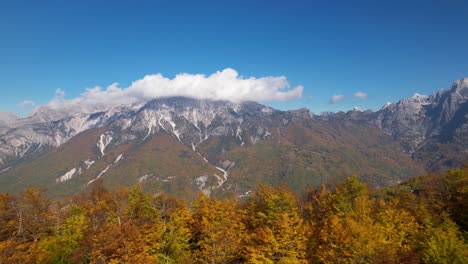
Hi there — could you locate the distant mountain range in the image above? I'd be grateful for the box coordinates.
[0,78,466,199]
[325,78,468,170]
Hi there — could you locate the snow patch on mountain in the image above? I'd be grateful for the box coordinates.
[261,107,274,114]
[97,132,113,156]
[181,108,216,130]
[157,176,176,182]
[192,175,210,195]
[56,168,77,183]
[382,102,393,109]
[138,174,153,183]
[88,164,112,185]
[237,190,253,200]
[0,166,11,174]
[114,154,123,163]
[195,152,209,163]
[236,127,245,146]
[97,165,111,178]
[17,143,32,158]
[84,159,95,169]
[214,166,229,187]
[353,107,363,112]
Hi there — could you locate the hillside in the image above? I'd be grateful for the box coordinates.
[0,79,466,198]
[0,99,423,199]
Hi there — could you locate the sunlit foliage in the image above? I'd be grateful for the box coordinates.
[0,168,466,263]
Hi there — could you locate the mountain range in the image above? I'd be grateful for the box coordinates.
[0,78,466,199]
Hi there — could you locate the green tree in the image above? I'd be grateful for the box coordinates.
[36,204,87,263]
[421,216,467,264]
[155,194,192,263]
[243,185,306,263]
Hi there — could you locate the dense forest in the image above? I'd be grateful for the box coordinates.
[0,167,466,263]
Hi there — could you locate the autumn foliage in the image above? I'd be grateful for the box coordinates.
[0,168,467,263]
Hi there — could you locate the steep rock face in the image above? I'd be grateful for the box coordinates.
[426,79,468,144]
[77,97,292,152]
[0,108,423,199]
[0,98,324,198]
[322,78,468,171]
[0,96,311,167]
[374,93,431,147]
[374,78,468,148]
[0,112,111,165]
[0,97,311,176]
[0,96,424,198]
[0,102,150,165]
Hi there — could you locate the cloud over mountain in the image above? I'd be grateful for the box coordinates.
[330,94,345,104]
[354,91,367,99]
[37,68,303,114]
[17,100,35,108]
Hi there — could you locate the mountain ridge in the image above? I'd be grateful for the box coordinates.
[0,79,466,198]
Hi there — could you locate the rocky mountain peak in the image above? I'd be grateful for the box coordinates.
[449,78,468,99]
[400,93,430,107]
[410,93,427,99]
[352,107,364,112]
[452,78,468,91]
[381,102,393,110]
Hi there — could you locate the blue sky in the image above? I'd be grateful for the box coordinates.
[1,0,468,116]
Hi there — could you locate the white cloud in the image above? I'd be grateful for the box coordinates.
[17,100,35,108]
[41,68,303,111]
[330,94,345,104]
[354,91,367,99]
[49,88,65,105]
